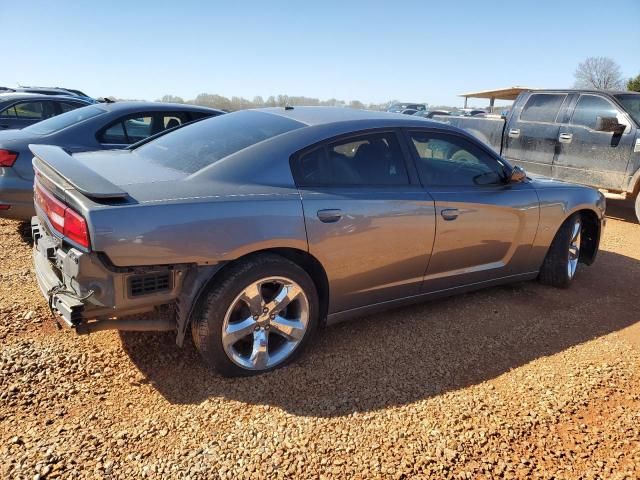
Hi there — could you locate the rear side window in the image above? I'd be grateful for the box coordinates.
[123,116,152,143]
[294,132,409,186]
[0,105,17,117]
[520,94,566,123]
[132,110,304,174]
[15,101,45,119]
[100,122,127,143]
[98,115,153,144]
[571,95,624,130]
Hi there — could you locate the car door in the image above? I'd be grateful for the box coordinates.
[405,129,540,293]
[553,93,636,191]
[502,92,568,177]
[292,130,436,313]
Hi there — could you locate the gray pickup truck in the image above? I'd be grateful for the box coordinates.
[438,90,640,222]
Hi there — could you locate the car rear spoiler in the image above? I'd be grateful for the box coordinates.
[29,144,128,199]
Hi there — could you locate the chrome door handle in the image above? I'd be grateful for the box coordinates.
[441,208,459,221]
[508,128,520,138]
[559,132,573,144]
[317,209,342,223]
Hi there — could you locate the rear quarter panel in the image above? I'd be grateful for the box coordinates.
[87,192,308,267]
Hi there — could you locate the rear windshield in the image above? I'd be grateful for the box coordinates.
[132,110,305,173]
[24,105,105,135]
[614,94,640,125]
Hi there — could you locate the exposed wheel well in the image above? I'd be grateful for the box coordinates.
[199,248,330,326]
[265,248,330,324]
[577,209,600,265]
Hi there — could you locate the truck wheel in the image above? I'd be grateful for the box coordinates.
[635,194,640,224]
[538,214,582,288]
[191,253,319,377]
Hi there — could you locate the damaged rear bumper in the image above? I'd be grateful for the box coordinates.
[31,216,183,333]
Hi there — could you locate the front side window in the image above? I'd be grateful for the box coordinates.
[295,132,410,186]
[409,131,506,186]
[520,94,566,123]
[571,95,626,130]
[614,94,640,125]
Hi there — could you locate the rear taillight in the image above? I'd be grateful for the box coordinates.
[0,149,18,167]
[34,182,90,248]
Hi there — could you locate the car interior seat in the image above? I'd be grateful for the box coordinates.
[165,118,181,130]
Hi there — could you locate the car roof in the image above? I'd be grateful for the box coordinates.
[0,92,89,102]
[95,101,223,114]
[528,89,638,96]
[257,106,439,127]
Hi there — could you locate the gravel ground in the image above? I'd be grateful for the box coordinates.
[1,202,639,479]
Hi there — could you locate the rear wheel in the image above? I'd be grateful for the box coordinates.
[635,193,640,224]
[191,254,319,376]
[538,214,582,288]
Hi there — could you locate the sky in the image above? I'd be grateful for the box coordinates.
[3,0,639,108]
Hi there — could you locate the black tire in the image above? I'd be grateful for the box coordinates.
[538,213,582,289]
[635,193,640,224]
[191,253,319,377]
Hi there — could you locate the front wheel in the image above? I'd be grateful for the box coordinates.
[191,254,319,376]
[635,193,640,224]
[538,214,582,288]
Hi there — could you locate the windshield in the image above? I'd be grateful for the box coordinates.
[132,110,305,173]
[614,94,640,125]
[24,105,105,135]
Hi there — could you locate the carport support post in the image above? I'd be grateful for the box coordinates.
[464,97,468,109]
[489,97,495,113]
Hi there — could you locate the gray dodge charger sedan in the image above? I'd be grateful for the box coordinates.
[30,107,605,376]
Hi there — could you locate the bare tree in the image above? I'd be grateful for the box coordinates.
[158,94,184,103]
[574,57,625,90]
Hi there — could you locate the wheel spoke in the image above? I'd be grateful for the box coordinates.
[569,245,579,260]
[249,329,269,369]
[239,282,264,316]
[571,221,581,243]
[267,284,301,314]
[270,315,306,341]
[223,317,257,347]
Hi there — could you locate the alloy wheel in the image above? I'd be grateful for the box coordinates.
[221,276,309,371]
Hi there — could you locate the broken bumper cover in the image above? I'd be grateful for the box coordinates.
[32,216,184,333]
[32,217,90,328]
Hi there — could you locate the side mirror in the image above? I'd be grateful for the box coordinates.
[509,165,527,183]
[595,116,625,134]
